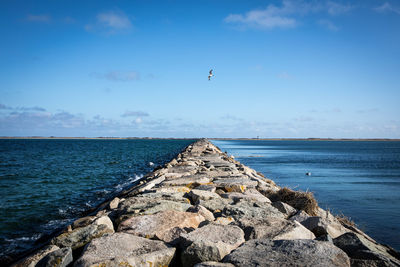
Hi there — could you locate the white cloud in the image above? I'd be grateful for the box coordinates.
[326,1,352,15]
[318,19,339,31]
[85,10,132,34]
[97,11,132,29]
[224,1,298,30]
[224,0,353,30]
[121,111,149,118]
[277,71,293,80]
[26,14,51,22]
[374,2,400,15]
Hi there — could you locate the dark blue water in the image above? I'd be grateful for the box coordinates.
[0,139,194,259]
[212,140,400,250]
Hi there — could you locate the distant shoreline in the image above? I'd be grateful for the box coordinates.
[0,136,399,141]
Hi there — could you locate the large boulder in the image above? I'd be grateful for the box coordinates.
[11,245,60,267]
[74,232,175,267]
[181,224,245,266]
[301,215,349,238]
[51,223,114,250]
[223,239,350,267]
[118,210,205,243]
[223,200,285,221]
[36,247,73,267]
[235,216,315,240]
[333,232,400,266]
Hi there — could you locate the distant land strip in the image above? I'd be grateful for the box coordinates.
[1,136,400,141]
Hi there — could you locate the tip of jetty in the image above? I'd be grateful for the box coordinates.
[12,139,400,267]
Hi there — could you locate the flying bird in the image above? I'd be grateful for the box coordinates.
[208,69,213,81]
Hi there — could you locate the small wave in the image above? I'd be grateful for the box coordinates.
[113,173,143,192]
[5,233,42,243]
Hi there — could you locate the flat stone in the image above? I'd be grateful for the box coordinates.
[223,239,350,267]
[333,232,400,266]
[223,201,285,221]
[214,178,258,192]
[11,245,60,267]
[36,247,72,267]
[151,186,191,193]
[194,184,217,192]
[137,175,166,192]
[188,189,221,204]
[161,176,211,187]
[235,216,315,240]
[51,223,114,250]
[118,210,205,243]
[181,224,245,266]
[74,232,176,267]
[116,197,191,220]
[221,189,271,203]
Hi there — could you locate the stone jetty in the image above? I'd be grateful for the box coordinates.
[11,139,400,267]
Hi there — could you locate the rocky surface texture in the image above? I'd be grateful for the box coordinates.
[12,139,400,267]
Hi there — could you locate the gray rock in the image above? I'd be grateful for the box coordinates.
[117,210,205,243]
[188,189,221,204]
[109,197,120,209]
[187,205,215,221]
[72,216,97,229]
[194,261,235,267]
[272,201,297,217]
[116,197,191,222]
[333,232,400,266]
[289,209,310,223]
[74,232,175,267]
[221,190,270,204]
[51,224,113,250]
[235,216,315,240]
[213,178,258,192]
[223,239,350,267]
[181,224,245,266]
[195,184,217,192]
[36,247,73,267]
[161,176,211,187]
[223,200,285,221]
[198,198,234,213]
[11,245,59,267]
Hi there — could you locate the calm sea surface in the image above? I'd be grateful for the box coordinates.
[212,140,400,250]
[0,139,194,259]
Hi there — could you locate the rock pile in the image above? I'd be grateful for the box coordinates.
[12,139,400,267]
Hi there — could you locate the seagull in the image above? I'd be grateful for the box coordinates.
[208,69,213,81]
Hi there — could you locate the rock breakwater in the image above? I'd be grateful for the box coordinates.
[11,139,400,266]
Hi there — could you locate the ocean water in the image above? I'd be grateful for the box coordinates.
[212,140,400,250]
[0,139,194,260]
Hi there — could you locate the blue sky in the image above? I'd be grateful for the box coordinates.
[1,0,399,138]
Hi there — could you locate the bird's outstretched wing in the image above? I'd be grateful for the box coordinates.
[209,69,213,75]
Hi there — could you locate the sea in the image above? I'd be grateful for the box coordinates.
[212,139,400,250]
[0,138,194,261]
[1,139,399,261]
